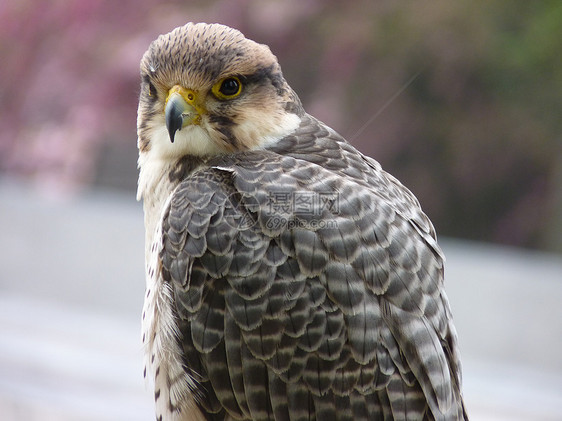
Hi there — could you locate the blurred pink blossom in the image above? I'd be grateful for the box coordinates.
[0,0,561,249]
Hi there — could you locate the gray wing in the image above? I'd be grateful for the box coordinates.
[160,132,466,420]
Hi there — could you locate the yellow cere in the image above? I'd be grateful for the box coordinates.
[166,85,194,106]
[165,85,207,118]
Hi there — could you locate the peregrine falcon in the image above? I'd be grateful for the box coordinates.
[137,22,467,421]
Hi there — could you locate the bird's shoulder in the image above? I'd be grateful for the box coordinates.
[161,113,444,282]
[171,114,440,252]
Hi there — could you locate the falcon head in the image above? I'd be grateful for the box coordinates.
[137,22,303,159]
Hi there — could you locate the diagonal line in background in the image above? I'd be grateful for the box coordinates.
[348,69,423,142]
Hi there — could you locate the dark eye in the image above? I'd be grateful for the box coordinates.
[212,76,243,99]
[147,81,157,97]
[219,78,240,96]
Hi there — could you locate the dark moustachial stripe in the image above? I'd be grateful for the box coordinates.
[208,114,235,128]
[167,156,204,183]
[208,114,239,149]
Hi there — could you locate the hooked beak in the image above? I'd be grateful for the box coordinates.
[164,85,202,143]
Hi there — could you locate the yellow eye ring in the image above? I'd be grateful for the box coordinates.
[212,76,243,100]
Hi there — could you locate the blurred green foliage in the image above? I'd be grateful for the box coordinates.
[1,0,561,251]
